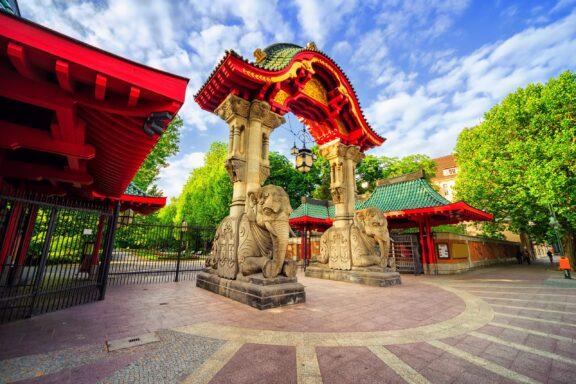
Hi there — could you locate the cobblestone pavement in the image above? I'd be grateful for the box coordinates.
[1,258,575,383]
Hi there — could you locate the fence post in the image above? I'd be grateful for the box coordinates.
[27,207,58,318]
[98,201,120,300]
[175,220,187,282]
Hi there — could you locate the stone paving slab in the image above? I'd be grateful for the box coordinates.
[0,258,575,383]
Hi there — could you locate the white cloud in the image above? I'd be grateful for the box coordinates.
[367,11,576,159]
[293,0,358,47]
[155,152,205,200]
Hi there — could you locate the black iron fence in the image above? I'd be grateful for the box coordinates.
[0,192,117,323]
[108,222,215,286]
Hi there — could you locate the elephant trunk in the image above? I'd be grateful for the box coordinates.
[263,220,290,278]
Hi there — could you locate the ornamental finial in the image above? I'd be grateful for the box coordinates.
[253,48,267,63]
[306,42,318,50]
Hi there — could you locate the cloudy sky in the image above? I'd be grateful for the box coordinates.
[20,0,576,199]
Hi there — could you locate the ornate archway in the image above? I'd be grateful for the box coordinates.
[195,43,395,300]
[195,42,385,225]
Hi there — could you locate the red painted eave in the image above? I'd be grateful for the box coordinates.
[1,12,188,102]
[0,11,189,199]
[92,192,166,215]
[384,201,493,223]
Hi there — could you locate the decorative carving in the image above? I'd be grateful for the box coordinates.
[330,185,345,204]
[259,164,270,185]
[306,41,318,50]
[208,185,295,280]
[262,111,285,130]
[273,89,290,106]
[215,94,250,122]
[302,77,328,106]
[316,207,393,271]
[209,216,239,279]
[345,145,364,163]
[225,157,246,183]
[249,99,268,121]
[253,48,267,63]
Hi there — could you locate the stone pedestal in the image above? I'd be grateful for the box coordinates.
[197,270,306,310]
[305,265,401,287]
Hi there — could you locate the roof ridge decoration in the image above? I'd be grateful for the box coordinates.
[376,170,425,186]
[195,42,385,152]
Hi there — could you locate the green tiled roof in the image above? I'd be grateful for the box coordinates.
[253,43,305,71]
[356,177,450,212]
[0,0,17,15]
[290,198,332,220]
[124,182,149,197]
[290,171,450,220]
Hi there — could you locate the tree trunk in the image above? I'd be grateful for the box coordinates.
[562,230,575,268]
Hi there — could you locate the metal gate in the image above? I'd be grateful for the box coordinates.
[390,234,422,274]
[0,192,116,323]
[107,221,215,286]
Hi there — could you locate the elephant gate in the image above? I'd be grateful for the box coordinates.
[194,42,400,309]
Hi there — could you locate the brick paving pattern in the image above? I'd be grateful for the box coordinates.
[0,259,575,383]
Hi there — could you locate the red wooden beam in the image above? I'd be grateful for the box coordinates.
[55,60,75,92]
[95,74,107,101]
[6,42,42,81]
[128,86,140,107]
[0,121,95,159]
[0,160,93,185]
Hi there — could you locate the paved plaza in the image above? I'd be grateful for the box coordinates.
[0,259,575,383]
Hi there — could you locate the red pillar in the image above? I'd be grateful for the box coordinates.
[426,220,436,265]
[15,206,38,266]
[0,201,24,273]
[418,222,427,265]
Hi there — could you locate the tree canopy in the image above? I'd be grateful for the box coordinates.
[172,142,232,227]
[355,154,437,194]
[132,115,182,193]
[455,71,576,263]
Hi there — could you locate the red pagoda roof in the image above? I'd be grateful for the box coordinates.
[0,11,188,211]
[290,171,493,230]
[195,43,384,151]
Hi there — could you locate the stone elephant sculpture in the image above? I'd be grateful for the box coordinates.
[207,184,294,279]
[318,207,394,271]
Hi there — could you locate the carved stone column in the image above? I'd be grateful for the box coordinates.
[214,95,284,217]
[319,139,364,228]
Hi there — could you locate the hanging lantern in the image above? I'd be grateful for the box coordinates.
[290,143,299,156]
[295,148,314,173]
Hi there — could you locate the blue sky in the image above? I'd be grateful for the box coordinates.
[20,0,576,199]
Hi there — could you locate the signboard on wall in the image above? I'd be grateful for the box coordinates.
[437,243,449,259]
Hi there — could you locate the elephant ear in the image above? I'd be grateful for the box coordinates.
[246,191,258,221]
[354,210,366,233]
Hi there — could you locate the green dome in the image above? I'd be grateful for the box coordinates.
[253,43,307,71]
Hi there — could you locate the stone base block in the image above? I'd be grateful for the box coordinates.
[196,271,306,310]
[305,265,401,287]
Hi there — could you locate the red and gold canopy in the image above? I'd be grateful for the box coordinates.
[195,43,384,152]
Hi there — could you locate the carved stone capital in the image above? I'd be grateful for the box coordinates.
[215,94,250,123]
[248,99,285,129]
[320,140,364,162]
[225,156,246,183]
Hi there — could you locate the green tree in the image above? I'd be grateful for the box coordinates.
[455,71,576,264]
[266,151,323,209]
[132,115,182,192]
[356,154,436,194]
[173,142,232,227]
